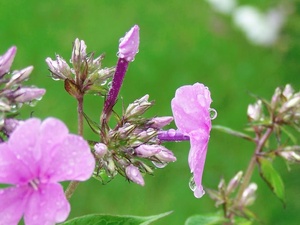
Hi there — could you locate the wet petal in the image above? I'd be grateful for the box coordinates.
[171,83,211,134]
[44,134,95,182]
[188,129,210,198]
[0,186,29,225]
[0,143,33,185]
[24,183,70,225]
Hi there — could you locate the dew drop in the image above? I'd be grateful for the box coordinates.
[107,81,112,89]
[152,161,167,168]
[209,108,217,120]
[101,80,107,86]
[168,129,176,137]
[189,176,196,191]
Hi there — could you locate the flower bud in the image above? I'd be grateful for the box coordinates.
[125,164,144,186]
[6,66,33,88]
[240,183,257,207]
[4,118,22,135]
[282,84,294,100]
[148,116,173,129]
[13,87,46,103]
[0,46,16,77]
[226,171,243,194]
[247,100,262,121]
[125,94,153,118]
[135,144,163,157]
[279,150,300,163]
[154,146,176,162]
[71,38,87,64]
[118,25,140,62]
[94,143,108,158]
[46,55,71,80]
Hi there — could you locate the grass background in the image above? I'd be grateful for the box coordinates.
[1,0,300,224]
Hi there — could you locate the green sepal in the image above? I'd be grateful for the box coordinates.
[258,157,286,205]
[60,211,172,225]
[64,79,81,99]
[83,112,101,135]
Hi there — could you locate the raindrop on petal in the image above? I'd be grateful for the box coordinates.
[209,108,217,120]
[189,176,196,191]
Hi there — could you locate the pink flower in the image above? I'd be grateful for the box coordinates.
[171,83,212,198]
[0,118,95,225]
[118,25,140,62]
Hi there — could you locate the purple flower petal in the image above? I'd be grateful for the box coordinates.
[0,186,29,225]
[24,183,70,225]
[45,134,95,182]
[171,83,212,198]
[171,83,211,134]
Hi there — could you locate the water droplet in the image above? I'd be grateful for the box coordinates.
[168,129,176,137]
[209,108,217,120]
[152,161,167,168]
[107,81,112,89]
[189,176,196,191]
[101,80,107,86]
[51,76,60,81]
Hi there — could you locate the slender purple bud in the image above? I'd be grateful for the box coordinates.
[158,129,190,142]
[0,46,17,77]
[102,25,140,117]
[125,164,144,186]
[135,144,162,157]
[6,66,33,88]
[118,25,140,62]
[14,87,46,103]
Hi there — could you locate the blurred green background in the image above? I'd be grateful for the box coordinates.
[1,0,300,224]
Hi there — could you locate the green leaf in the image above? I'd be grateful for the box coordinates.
[258,157,286,205]
[184,214,227,225]
[60,211,172,225]
[83,112,101,134]
[212,125,254,142]
[280,126,297,144]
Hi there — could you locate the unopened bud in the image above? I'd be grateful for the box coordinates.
[106,158,116,175]
[155,146,176,162]
[125,164,144,186]
[279,150,300,163]
[6,66,33,88]
[241,183,257,206]
[148,116,173,129]
[46,55,71,80]
[14,87,46,103]
[94,143,108,158]
[71,38,87,64]
[4,118,22,135]
[0,46,16,77]
[282,84,294,100]
[118,25,140,62]
[247,100,262,121]
[226,171,243,194]
[282,94,300,110]
[135,144,163,157]
[125,94,153,118]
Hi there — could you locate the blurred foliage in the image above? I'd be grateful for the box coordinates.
[1,0,300,224]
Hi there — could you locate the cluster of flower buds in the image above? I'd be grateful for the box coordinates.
[0,46,45,137]
[271,84,300,126]
[277,145,300,163]
[93,94,176,185]
[46,39,115,98]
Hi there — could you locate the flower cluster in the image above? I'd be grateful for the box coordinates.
[0,47,45,138]
[94,94,176,185]
[46,39,115,98]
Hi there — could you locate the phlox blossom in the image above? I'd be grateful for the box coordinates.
[171,83,212,198]
[0,118,95,225]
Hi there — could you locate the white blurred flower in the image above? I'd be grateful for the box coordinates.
[233,6,286,46]
[206,0,236,14]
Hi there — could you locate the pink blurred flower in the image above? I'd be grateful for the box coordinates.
[0,118,95,225]
[171,83,212,198]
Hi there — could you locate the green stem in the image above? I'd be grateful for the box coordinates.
[65,95,84,200]
[236,127,273,205]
